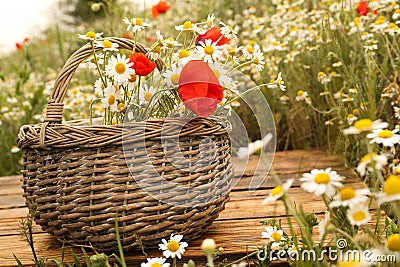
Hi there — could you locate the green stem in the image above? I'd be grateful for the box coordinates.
[222,249,259,267]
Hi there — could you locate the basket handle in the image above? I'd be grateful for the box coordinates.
[44,37,164,123]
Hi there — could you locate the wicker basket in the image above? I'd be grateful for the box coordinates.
[17,37,233,251]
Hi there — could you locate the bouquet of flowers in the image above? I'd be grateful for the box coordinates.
[77,14,265,124]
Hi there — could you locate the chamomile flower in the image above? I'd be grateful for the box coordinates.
[175,20,200,33]
[262,179,294,203]
[123,17,149,32]
[141,257,170,267]
[387,234,400,251]
[267,72,286,91]
[101,85,121,112]
[95,39,119,51]
[219,22,237,40]
[347,114,358,125]
[262,226,285,247]
[78,31,103,41]
[139,84,157,104]
[367,129,400,147]
[377,175,400,205]
[252,49,265,72]
[300,168,343,197]
[343,119,389,135]
[175,49,193,65]
[295,90,308,101]
[11,146,20,153]
[105,54,134,84]
[347,204,371,226]
[237,133,273,159]
[162,65,182,87]
[209,63,234,89]
[206,14,215,28]
[196,39,224,63]
[356,153,388,177]
[159,234,188,259]
[330,187,370,208]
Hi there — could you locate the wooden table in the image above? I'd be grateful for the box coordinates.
[0,149,368,266]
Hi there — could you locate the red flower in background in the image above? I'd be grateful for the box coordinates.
[178,60,223,117]
[15,43,23,51]
[129,52,156,76]
[357,1,370,16]
[195,27,230,46]
[121,32,133,39]
[152,0,171,18]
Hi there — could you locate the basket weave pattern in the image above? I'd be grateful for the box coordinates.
[17,38,233,251]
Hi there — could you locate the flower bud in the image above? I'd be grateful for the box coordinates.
[201,238,216,256]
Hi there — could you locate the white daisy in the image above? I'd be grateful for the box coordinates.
[162,65,182,88]
[196,39,224,63]
[101,85,121,112]
[347,114,358,125]
[175,49,194,65]
[377,175,400,205]
[95,39,119,51]
[261,226,285,247]
[141,257,170,267]
[219,22,237,40]
[237,133,273,159]
[267,72,286,91]
[343,119,389,135]
[318,211,332,241]
[163,38,182,50]
[300,168,343,197]
[78,31,103,41]
[330,187,370,208]
[206,13,215,28]
[394,106,400,119]
[367,129,400,147]
[139,84,157,104]
[209,63,234,89]
[105,54,135,85]
[295,90,308,101]
[159,234,188,259]
[356,153,388,177]
[252,49,265,72]
[175,20,200,33]
[10,145,20,153]
[347,204,371,226]
[262,179,294,204]
[123,17,149,32]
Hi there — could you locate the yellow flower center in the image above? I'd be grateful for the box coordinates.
[271,232,282,242]
[132,18,143,26]
[352,211,366,222]
[378,129,393,138]
[171,74,180,85]
[271,185,283,197]
[183,21,193,29]
[314,173,330,184]
[115,62,126,74]
[246,45,254,54]
[354,119,373,131]
[102,40,112,48]
[167,240,180,252]
[360,153,377,163]
[153,46,161,54]
[248,40,256,46]
[354,17,360,26]
[297,90,304,96]
[108,94,116,106]
[204,45,214,55]
[129,73,137,83]
[117,103,125,111]
[212,69,221,79]
[144,92,153,102]
[86,31,96,39]
[151,263,161,267]
[340,187,356,201]
[178,49,190,58]
[387,234,400,251]
[383,175,400,195]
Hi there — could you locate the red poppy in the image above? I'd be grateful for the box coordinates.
[23,37,30,43]
[129,52,156,76]
[195,27,230,46]
[15,43,23,51]
[356,1,370,16]
[178,60,223,117]
[152,0,171,18]
[121,32,133,39]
